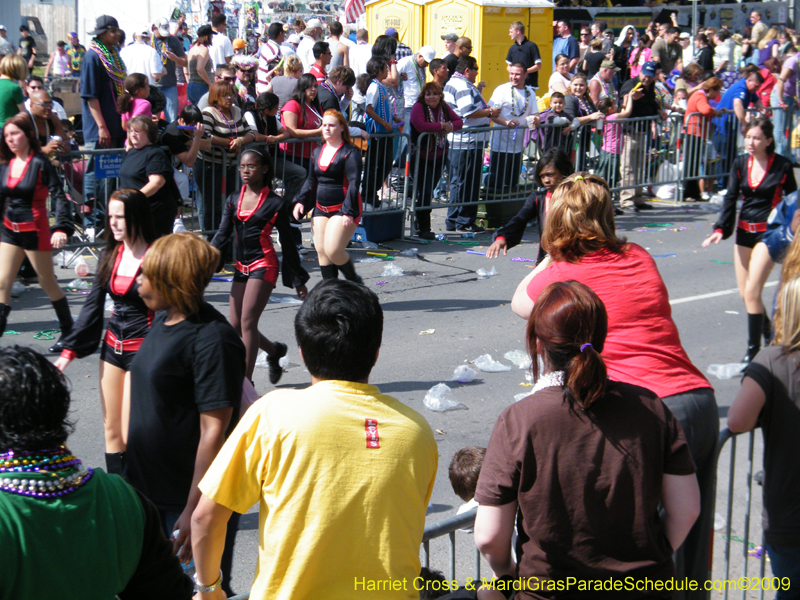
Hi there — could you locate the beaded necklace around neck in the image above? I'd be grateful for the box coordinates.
[90,37,126,97]
[0,446,93,499]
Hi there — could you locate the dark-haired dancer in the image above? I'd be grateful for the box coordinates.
[703,118,798,365]
[212,147,309,384]
[293,110,363,283]
[485,147,573,264]
[475,280,700,598]
[55,189,156,475]
[0,114,74,351]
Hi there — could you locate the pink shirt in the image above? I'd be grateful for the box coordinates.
[601,113,623,154]
[526,243,711,399]
[629,47,651,79]
[122,98,153,125]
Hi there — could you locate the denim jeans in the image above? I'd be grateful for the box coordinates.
[487,151,522,191]
[446,144,484,230]
[160,85,179,123]
[187,82,209,105]
[83,139,124,229]
[765,544,800,600]
[771,91,797,161]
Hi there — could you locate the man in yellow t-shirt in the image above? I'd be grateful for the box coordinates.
[191,279,438,600]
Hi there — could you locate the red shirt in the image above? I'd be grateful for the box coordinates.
[526,243,711,399]
[309,63,327,84]
[684,89,716,138]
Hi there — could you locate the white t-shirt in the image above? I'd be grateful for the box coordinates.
[210,32,234,72]
[397,54,427,110]
[548,71,572,94]
[488,82,539,153]
[280,43,297,57]
[296,36,316,73]
[119,42,163,85]
[349,43,372,79]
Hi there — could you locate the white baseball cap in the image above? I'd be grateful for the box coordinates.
[306,18,323,29]
[418,46,435,63]
[157,17,170,37]
[288,33,301,44]
[0,25,6,31]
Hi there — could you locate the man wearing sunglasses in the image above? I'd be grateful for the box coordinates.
[196,65,237,110]
[444,37,473,80]
[25,89,67,154]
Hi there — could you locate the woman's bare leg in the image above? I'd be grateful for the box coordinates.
[240,278,276,379]
[99,360,128,453]
[744,242,775,315]
[26,249,67,301]
[0,244,26,304]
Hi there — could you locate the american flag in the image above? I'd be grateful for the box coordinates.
[345,0,365,23]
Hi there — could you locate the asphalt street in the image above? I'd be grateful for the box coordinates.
[0,199,772,594]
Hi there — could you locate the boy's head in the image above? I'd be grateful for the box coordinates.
[597,97,615,115]
[294,279,383,382]
[448,446,486,502]
[550,92,565,113]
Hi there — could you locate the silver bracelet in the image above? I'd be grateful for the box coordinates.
[193,569,223,593]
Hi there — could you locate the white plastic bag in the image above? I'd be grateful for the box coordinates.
[473,354,512,372]
[255,350,268,368]
[381,264,405,277]
[448,365,478,384]
[707,363,746,380]
[476,266,497,279]
[400,248,419,257]
[514,392,530,402]
[11,282,26,298]
[104,298,115,313]
[423,383,464,412]
[67,278,90,290]
[504,350,532,370]
[358,257,383,263]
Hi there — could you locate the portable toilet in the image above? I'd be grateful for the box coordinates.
[365,0,427,51]
[425,0,554,96]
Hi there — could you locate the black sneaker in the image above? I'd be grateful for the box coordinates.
[456,224,485,233]
[635,203,654,210]
[268,342,288,384]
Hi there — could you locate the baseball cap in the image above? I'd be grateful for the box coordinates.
[441,32,458,41]
[641,61,658,77]
[306,18,323,29]
[157,17,170,37]
[0,25,6,31]
[140,30,151,38]
[385,27,398,37]
[418,46,435,63]
[679,32,691,39]
[600,60,620,71]
[288,33,301,44]
[89,15,119,36]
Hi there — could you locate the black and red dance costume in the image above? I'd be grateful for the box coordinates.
[293,143,363,281]
[0,151,75,339]
[713,152,798,364]
[211,186,310,288]
[59,246,153,371]
[0,152,74,251]
[714,153,798,248]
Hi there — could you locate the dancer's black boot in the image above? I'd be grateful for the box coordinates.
[763,313,773,345]
[337,258,363,284]
[0,303,10,337]
[741,312,764,369]
[49,297,74,353]
[319,264,339,279]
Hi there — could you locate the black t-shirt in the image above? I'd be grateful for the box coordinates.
[160,121,192,164]
[19,36,35,60]
[153,35,185,88]
[619,76,660,119]
[126,303,245,511]
[694,46,714,72]
[583,51,606,80]
[506,38,542,89]
[444,53,458,79]
[119,144,179,218]
[317,85,340,113]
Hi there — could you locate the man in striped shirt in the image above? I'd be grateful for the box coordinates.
[257,23,283,94]
[443,56,497,233]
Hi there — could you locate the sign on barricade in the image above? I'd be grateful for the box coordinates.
[94,152,125,180]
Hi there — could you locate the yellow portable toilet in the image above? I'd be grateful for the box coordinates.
[366,0,427,51]
[425,0,553,97]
